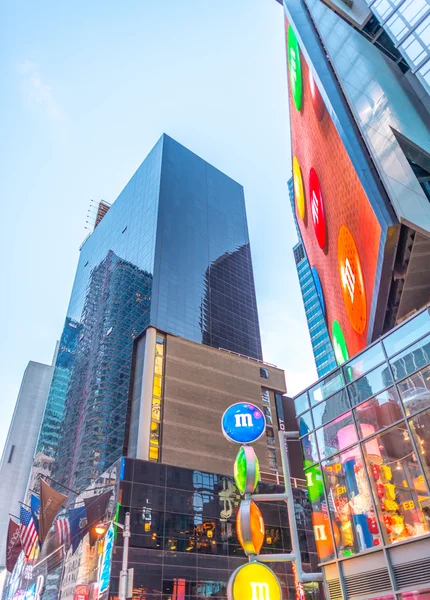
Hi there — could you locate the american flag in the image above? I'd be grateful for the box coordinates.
[19,506,38,559]
[55,518,71,557]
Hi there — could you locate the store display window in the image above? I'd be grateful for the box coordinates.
[363,425,430,544]
[397,364,430,416]
[354,388,404,436]
[322,449,381,558]
[409,408,430,495]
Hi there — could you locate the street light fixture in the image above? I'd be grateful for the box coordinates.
[92,513,132,600]
[114,512,132,600]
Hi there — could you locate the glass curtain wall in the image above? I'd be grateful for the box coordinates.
[295,309,430,562]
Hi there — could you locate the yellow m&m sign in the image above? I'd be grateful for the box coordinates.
[227,562,282,600]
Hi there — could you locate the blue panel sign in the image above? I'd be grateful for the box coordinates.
[99,524,114,593]
[222,403,266,445]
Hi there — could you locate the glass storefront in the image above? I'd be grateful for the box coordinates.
[295,308,430,564]
[110,459,320,600]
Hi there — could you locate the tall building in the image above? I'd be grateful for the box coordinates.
[36,134,263,492]
[280,0,430,369]
[0,360,54,567]
[289,177,337,376]
[291,307,430,599]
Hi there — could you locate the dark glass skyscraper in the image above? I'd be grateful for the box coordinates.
[288,178,337,377]
[37,134,262,491]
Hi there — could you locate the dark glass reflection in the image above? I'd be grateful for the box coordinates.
[111,459,319,600]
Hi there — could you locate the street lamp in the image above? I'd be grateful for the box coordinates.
[114,512,132,600]
[94,524,107,536]
[93,512,132,600]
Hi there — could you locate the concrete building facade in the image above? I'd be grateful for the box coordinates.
[0,361,53,568]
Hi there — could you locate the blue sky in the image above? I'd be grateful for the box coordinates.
[0,0,317,455]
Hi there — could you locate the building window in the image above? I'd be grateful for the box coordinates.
[7,445,15,463]
[149,333,165,463]
[260,368,269,379]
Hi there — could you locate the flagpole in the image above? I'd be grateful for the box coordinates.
[41,476,78,496]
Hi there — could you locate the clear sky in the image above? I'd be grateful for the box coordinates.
[0,0,317,456]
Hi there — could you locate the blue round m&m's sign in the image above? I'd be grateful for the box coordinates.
[222,403,266,445]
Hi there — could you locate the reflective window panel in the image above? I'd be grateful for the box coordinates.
[354,388,404,436]
[390,334,430,382]
[343,342,385,383]
[397,364,430,416]
[348,364,393,407]
[315,413,357,460]
[383,310,430,358]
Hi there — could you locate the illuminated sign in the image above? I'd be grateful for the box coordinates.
[287,25,302,111]
[99,524,114,593]
[227,562,282,600]
[234,445,260,495]
[304,463,324,502]
[222,403,266,445]
[312,512,339,560]
[309,168,326,249]
[338,225,366,334]
[332,320,349,365]
[311,266,325,317]
[286,16,383,360]
[237,500,265,556]
[293,156,306,220]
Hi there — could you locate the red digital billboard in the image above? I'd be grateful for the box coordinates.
[286,21,382,363]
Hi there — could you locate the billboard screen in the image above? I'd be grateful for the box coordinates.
[286,21,383,363]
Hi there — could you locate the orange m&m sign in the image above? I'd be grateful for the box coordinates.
[337,225,366,334]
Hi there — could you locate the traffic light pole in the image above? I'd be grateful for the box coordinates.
[251,430,323,584]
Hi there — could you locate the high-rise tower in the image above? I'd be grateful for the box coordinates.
[288,177,337,376]
[37,134,263,491]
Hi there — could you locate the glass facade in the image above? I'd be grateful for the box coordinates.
[2,457,322,600]
[288,178,337,377]
[294,308,430,567]
[110,458,320,600]
[36,135,262,492]
[365,0,430,93]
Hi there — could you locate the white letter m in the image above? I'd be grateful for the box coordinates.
[251,582,270,600]
[234,413,253,427]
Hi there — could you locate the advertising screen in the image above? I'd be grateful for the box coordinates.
[286,21,382,363]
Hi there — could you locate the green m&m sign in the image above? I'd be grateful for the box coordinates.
[304,462,324,503]
[287,25,302,111]
[234,445,260,495]
[332,320,349,366]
